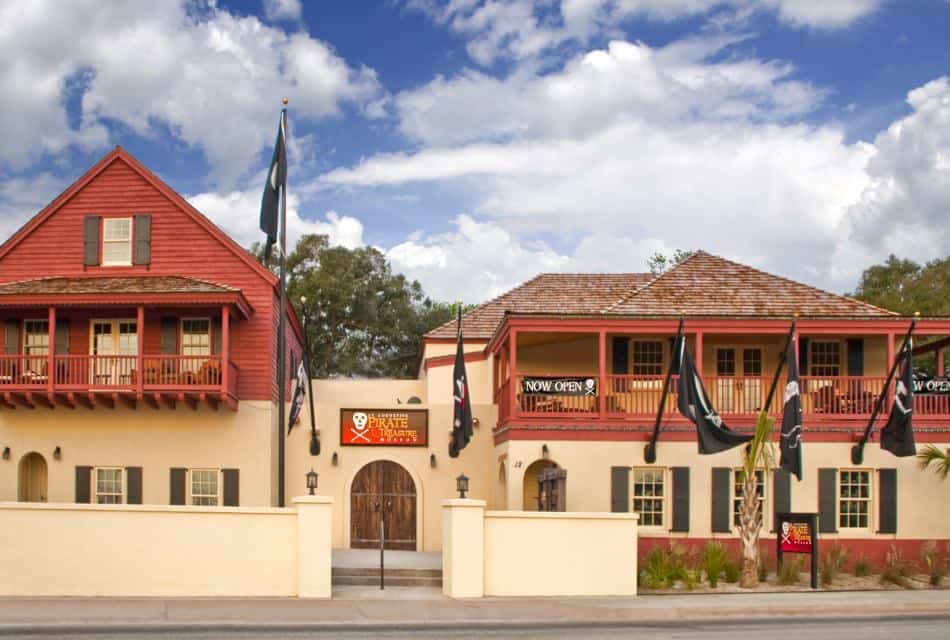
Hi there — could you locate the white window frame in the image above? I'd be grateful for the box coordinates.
[632,467,666,527]
[180,317,212,374]
[93,467,125,504]
[22,320,50,378]
[101,217,133,266]
[632,340,664,376]
[732,468,767,529]
[188,468,221,507]
[810,340,841,377]
[838,468,872,530]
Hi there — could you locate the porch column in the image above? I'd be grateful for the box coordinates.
[694,330,704,377]
[938,348,945,377]
[598,330,607,417]
[136,305,144,395]
[509,330,518,419]
[47,306,55,391]
[886,331,895,405]
[221,305,230,394]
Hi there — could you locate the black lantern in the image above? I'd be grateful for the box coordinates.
[306,469,318,495]
[456,473,469,499]
[53,446,62,460]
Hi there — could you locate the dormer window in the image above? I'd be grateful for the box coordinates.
[102,218,133,266]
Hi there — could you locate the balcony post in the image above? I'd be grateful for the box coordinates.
[47,306,55,391]
[938,348,945,377]
[136,305,144,395]
[694,330,704,377]
[598,330,607,417]
[886,331,895,405]
[221,305,230,394]
[509,330,518,419]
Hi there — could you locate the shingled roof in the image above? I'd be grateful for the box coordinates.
[425,251,896,340]
[425,273,654,339]
[607,252,896,318]
[0,275,237,296]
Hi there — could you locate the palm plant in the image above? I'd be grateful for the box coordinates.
[918,445,950,480]
[737,412,775,588]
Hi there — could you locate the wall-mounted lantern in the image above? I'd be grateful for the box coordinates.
[306,469,319,496]
[456,473,469,499]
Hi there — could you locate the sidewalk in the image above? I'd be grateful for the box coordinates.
[0,589,948,635]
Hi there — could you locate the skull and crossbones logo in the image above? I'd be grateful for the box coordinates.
[349,412,370,442]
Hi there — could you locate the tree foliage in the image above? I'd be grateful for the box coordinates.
[850,254,950,317]
[252,235,461,379]
[647,249,695,276]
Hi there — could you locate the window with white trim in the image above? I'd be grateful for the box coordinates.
[632,340,663,375]
[632,468,665,526]
[181,318,211,373]
[189,468,220,506]
[102,218,133,266]
[94,467,124,504]
[732,469,766,528]
[810,341,841,377]
[23,320,49,376]
[839,469,870,529]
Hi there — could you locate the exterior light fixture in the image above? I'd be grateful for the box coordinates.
[456,473,469,499]
[331,452,339,466]
[542,444,550,459]
[53,446,62,460]
[430,453,437,468]
[306,469,318,495]
[1,447,9,461]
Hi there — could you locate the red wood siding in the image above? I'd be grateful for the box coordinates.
[0,157,284,401]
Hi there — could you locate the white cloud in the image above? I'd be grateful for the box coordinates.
[0,172,67,242]
[0,0,380,185]
[405,0,882,65]
[830,76,950,289]
[263,0,302,22]
[187,188,365,251]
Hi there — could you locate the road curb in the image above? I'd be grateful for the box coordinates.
[3,611,950,636]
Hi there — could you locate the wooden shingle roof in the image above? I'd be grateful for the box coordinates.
[0,275,237,296]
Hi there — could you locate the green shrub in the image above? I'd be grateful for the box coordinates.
[881,545,912,588]
[778,556,802,586]
[723,559,741,584]
[758,552,770,582]
[701,542,729,588]
[820,545,848,586]
[640,546,673,589]
[854,555,872,577]
[920,541,949,587]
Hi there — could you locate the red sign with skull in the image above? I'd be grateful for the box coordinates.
[340,409,428,446]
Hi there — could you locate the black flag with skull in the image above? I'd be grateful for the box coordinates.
[449,307,473,458]
[780,333,803,480]
[880,340,916,457]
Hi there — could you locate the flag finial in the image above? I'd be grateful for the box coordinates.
[282,97,289,105]
[914,310,921,317]
[793,311,800,318]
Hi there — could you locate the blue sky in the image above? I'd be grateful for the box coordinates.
[1,0,949,303]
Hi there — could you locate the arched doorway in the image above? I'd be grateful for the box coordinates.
[18,452,48,502]
[350,461,417,551]
[523,458,558,510]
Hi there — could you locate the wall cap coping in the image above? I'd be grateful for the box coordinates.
[441,499,488,508]
[0,502,295,516]
[291,495,333,506]
[485,510,639,521]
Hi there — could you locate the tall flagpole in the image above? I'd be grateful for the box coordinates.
[762,317,797,417]
[851,314,917,465]
[277,100,288,507]
[644,317,684,464]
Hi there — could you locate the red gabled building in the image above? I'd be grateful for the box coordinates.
[0,147,303,507]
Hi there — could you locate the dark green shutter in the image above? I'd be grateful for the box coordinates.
[223,469,240,507]
[611,337,629,374]
[818,468,838,533]
[83,216,100,266]
[711,467,731,533]
[75,466,92,503]
[213,318,222,355]
[133,214,151,265]
[4,320,19,355]
[610,466,629,512]
[54,319,69,355]
[799,337,809,374]
[878,468,897,534]
[160,318,178,355]
[847,338,864,376]
[170,468,186,505]
[772,468,791,532]
[671,467,690,532]
[126,467,143,505]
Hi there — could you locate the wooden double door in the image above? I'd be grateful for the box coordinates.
[350,461,417,551]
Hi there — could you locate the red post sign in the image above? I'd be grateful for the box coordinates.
[779,521,813,553]
[340,409,428,446]
[776,512,819,589]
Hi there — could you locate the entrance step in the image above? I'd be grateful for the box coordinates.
[332,567,443,588]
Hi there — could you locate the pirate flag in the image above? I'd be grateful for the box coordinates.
[449,308,473,458]
[675,335,752,454]
[288,359,307,435]
[880,341,916,457]
[780,334,803,480]
[259,109,286,260]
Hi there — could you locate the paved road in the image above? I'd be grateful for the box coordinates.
[16,617,950,639]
